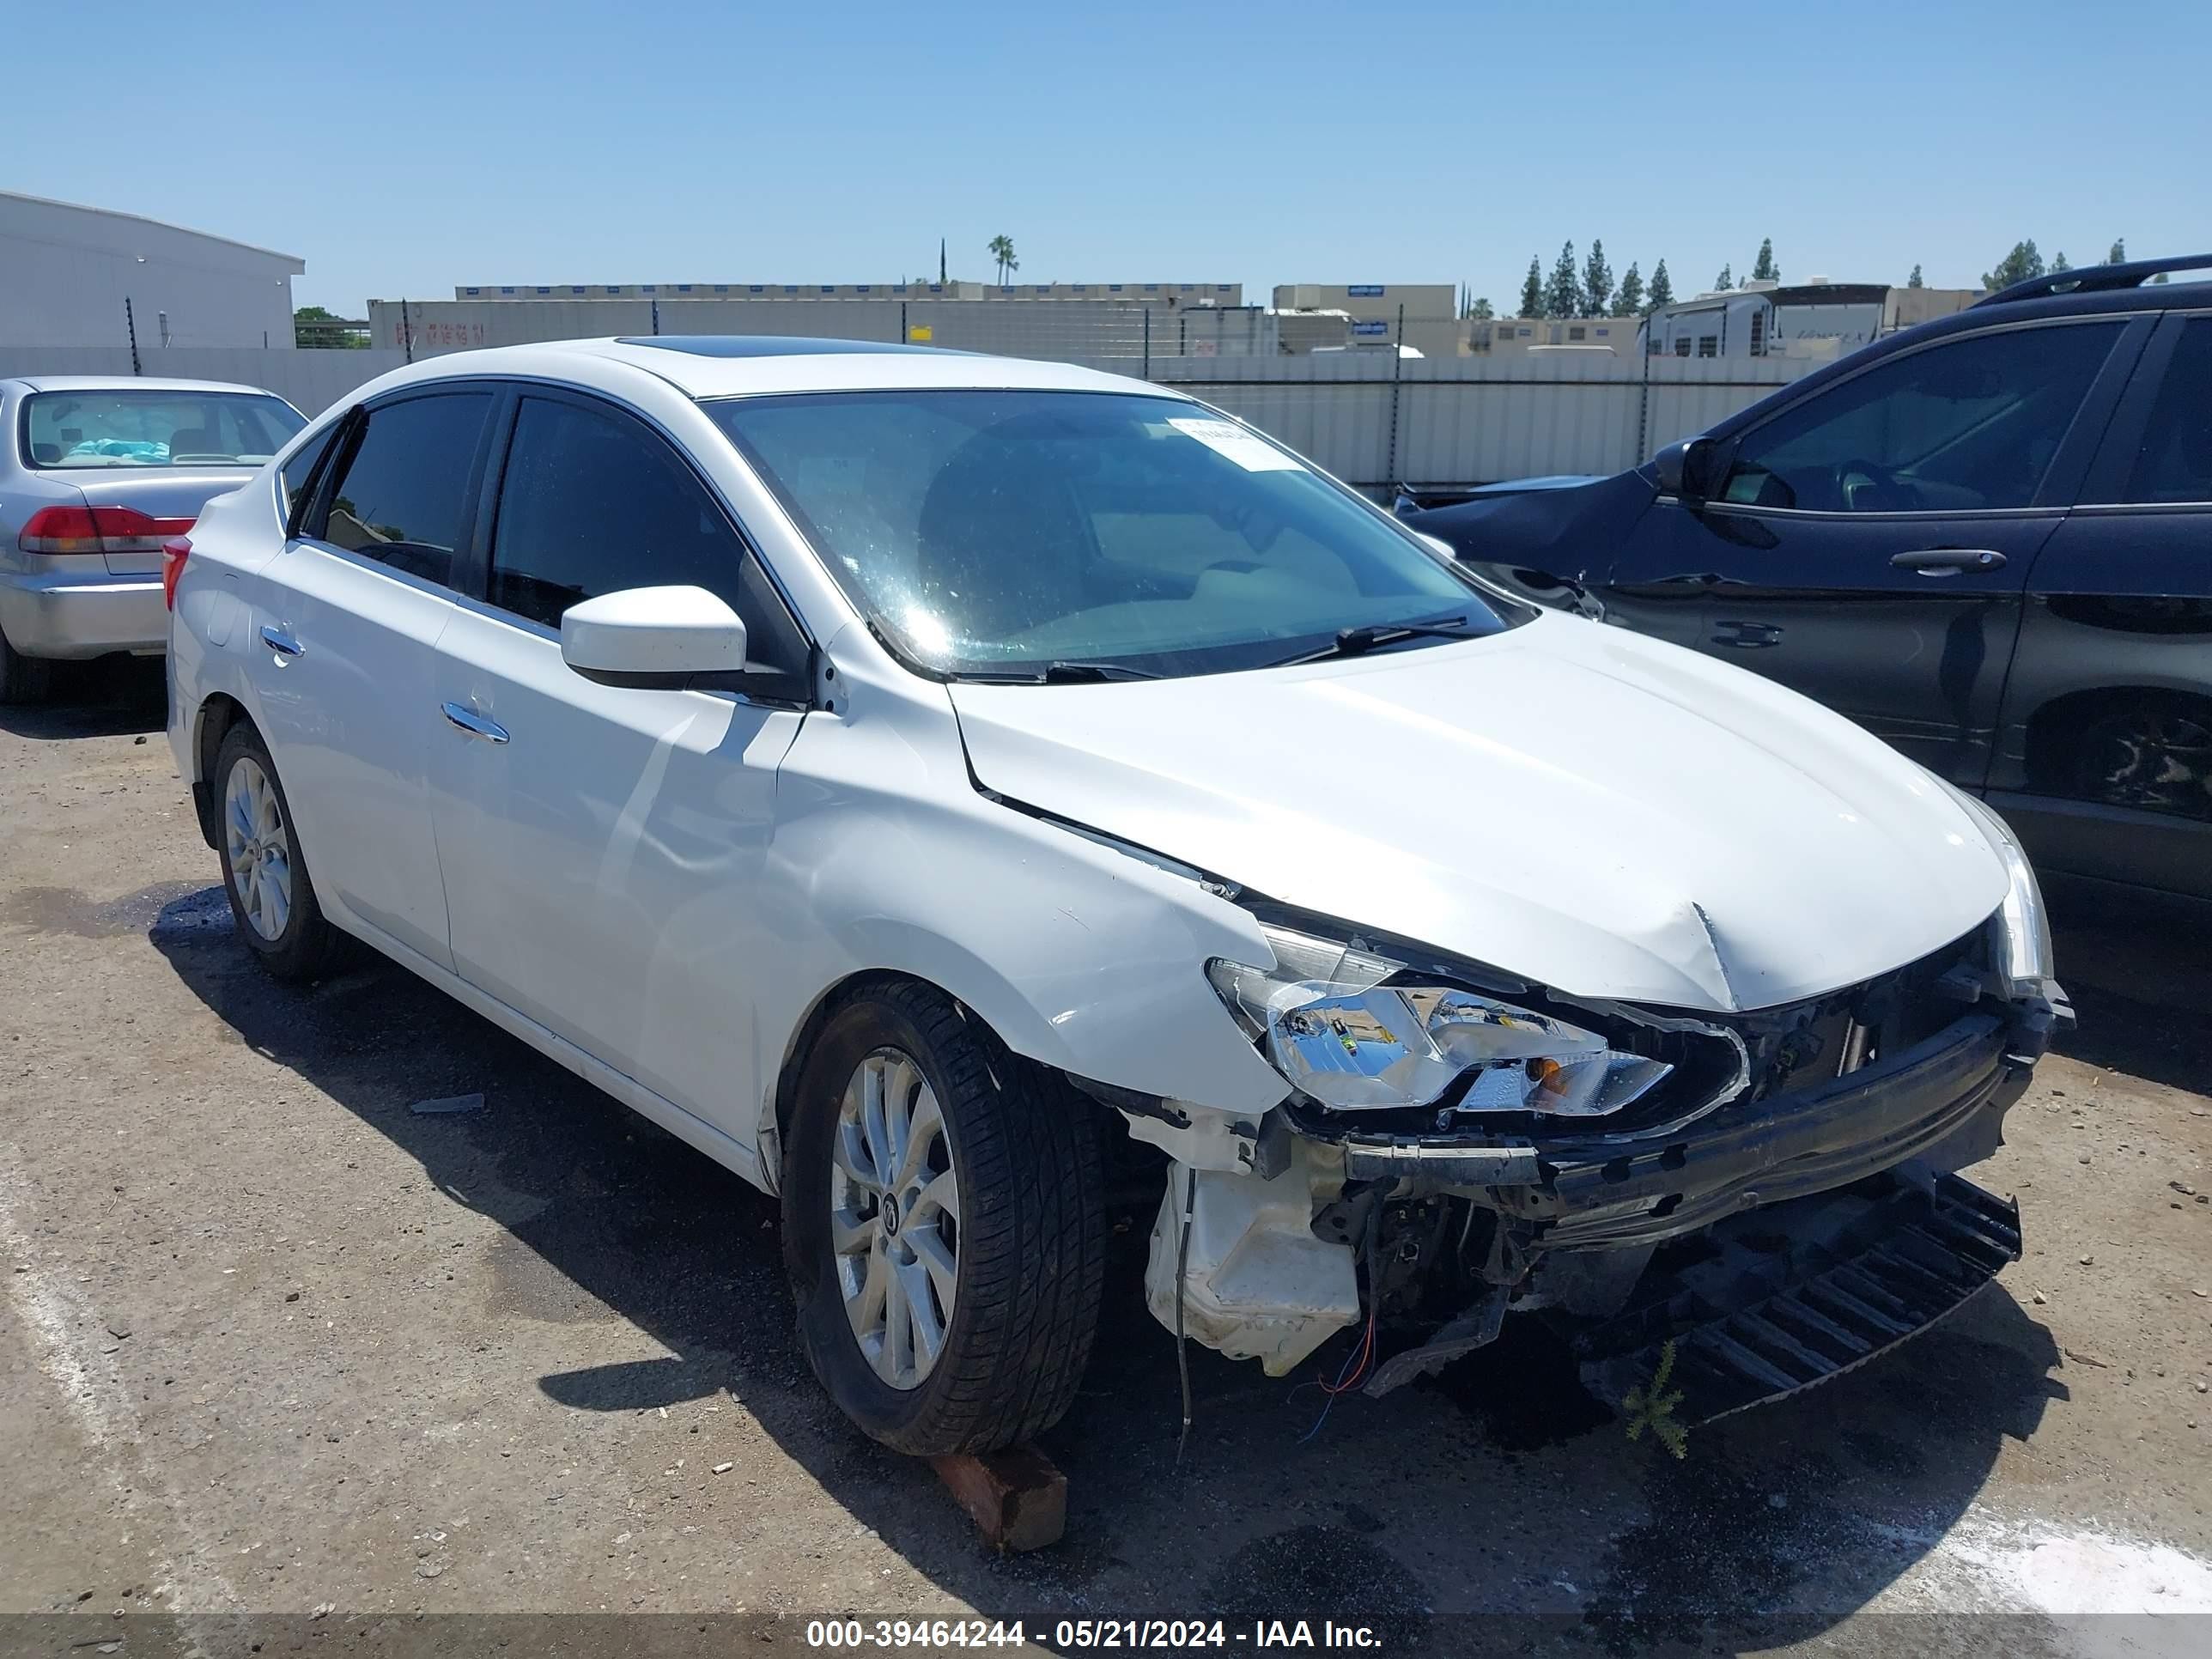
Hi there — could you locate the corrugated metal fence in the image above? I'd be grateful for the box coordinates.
[1152,353,1805,486]
[1,343,1808,489]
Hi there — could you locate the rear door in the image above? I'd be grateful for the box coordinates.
[426,388,813,1139]
[249,388,496,968]
[1619,317,2143,787]
[1990,308,2212,897]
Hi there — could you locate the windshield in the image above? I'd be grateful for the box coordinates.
[23,390,306,470]
[708,390,1510,679]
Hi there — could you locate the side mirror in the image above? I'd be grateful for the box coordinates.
[1414,532,1459,563]
[1653,435,1719,501]
[561,585,750,690]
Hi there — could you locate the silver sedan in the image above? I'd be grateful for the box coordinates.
[0,376,305,702]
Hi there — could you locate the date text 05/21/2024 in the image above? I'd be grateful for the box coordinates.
[805,1619,1387,1649]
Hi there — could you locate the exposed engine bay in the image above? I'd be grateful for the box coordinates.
[1094,913,2063,1425]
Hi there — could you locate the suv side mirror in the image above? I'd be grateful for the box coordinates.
[1653,435,1719,501]
[562,585,751,690]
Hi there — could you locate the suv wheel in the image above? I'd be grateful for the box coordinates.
[2074,700,2212,821]
[782,981,1105,1455]
[214,722,347,981]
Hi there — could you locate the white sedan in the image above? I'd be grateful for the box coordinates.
[166,337,2064,1452]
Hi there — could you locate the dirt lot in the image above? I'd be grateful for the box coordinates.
[3,663,2209,1658]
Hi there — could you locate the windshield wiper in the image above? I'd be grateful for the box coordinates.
[1268,614,1480,667]
[957,659,1165,684]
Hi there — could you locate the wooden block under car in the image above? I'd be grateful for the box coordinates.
[928,1445,1066,1551]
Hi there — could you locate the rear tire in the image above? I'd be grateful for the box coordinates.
[213,722,347,982]
[0,629,52,706]
[782,981,1106,1455]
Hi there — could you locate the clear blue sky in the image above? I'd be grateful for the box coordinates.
[12,0,2209,315]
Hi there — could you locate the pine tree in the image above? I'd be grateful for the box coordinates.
[1906,263,1924,289]
[2051,251,2071,272]
[2107,238,2126,264]
[1519,256,1544,319]
[1713,264,1733,291]
[1614,263,1644,318]
[1751,238,1778,283]
[1646,258,1674,313]
[1582,239,1613,317]
[1982,240,2045,291]
[1545,240,1583,319]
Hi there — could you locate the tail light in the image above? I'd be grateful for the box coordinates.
[18,504,196,555]
[161,537,192,611]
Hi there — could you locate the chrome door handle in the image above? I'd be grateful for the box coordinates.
[1711,617,1784,649]
[1889,548,2008,577]
[259,624,304,658]
[441,702,509,744]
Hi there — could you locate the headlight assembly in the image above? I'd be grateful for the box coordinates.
[1206,923,1672,1117]
[1936,780,2056,1000]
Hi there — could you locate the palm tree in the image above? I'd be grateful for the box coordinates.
[988,235,1018,285]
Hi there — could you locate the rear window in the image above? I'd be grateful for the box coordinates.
[22,390,305,470]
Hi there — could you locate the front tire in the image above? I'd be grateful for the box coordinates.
[213,722,346,981]
[782,981,1105,1455]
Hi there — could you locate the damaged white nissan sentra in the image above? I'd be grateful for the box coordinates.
[167,337,2065,1454]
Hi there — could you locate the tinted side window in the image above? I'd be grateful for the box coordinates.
[317,393,491,586]
[1721,323,2122,513]
[280,422,341,531]
[489,397,805,679]
[2120,319,2212,504]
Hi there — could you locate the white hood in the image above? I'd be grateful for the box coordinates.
[947,612,2008,1014]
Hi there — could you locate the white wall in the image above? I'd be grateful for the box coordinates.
[0,194,303,350]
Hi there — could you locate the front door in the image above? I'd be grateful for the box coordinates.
[1625,318,2137,788]
[427,390,814,1145]
[249,389,495,968]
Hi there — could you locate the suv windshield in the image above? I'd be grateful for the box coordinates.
[708,389,1510,678]
[24,389,305,470]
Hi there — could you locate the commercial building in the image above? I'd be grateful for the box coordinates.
[454,280,1242,305]
[1475,316,1642,355]
[368,291,1273,363]
[1272,284,1464,357]
[0,190,303,349]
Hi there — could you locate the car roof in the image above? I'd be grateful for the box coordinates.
[3,374,291,397]
[349,337,1176,403]
[1692,260,2212,451]
[1973,252,2212,310]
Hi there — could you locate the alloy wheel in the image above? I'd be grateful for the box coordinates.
[223,756,294,941]
[829,1048,960,1390]
[2085,708,2212,819]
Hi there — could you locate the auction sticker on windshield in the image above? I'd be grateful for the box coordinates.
[1167,416,1303,471]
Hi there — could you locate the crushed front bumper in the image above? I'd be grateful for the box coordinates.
[1316,994,2051,1253]
[1571,1170,2022,1425]
[1151,988,2057,1408]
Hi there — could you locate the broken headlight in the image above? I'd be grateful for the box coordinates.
[1937,781,2055,1000]
[1206,923,1672,1116]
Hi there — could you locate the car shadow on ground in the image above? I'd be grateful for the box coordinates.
[149,890,2069,1655]
[2046,886,2212,1097]
[0,656,167,739]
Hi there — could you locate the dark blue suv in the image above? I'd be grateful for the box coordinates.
[1408,255,2212,906]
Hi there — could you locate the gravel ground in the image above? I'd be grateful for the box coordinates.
[2,662,2208,1658]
